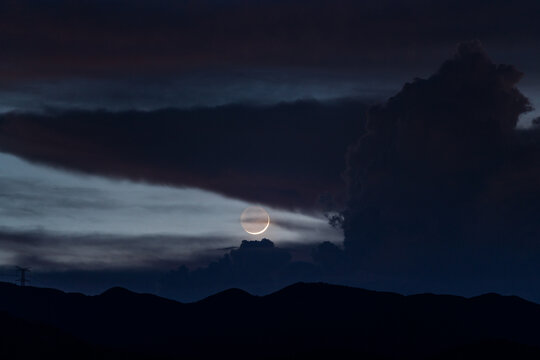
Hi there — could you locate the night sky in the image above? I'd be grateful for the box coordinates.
[1,0,540,302]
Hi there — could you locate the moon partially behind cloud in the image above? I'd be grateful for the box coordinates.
[240,206,270,235]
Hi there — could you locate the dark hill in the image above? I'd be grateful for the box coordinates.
[0,281,539,359]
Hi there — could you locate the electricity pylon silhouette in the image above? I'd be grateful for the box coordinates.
[15,266,31,287]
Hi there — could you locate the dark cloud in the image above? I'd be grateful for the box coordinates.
[0,100,367,210]
[1,0,540,81]
[311,241,346,275]
[339,41,540,298]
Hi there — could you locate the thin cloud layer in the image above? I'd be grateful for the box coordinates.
[0,228,235,271]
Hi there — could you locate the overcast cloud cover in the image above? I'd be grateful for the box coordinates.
[1,0,540,301]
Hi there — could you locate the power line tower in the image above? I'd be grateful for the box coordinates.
[15,266,31,287]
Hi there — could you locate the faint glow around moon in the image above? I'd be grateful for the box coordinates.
[240,206,270,235]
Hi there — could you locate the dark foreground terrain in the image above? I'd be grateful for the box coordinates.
[1,281,539,359]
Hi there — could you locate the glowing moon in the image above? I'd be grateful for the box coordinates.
[240,206,270,235]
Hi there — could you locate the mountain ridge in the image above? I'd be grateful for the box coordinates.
[1,281,539,359]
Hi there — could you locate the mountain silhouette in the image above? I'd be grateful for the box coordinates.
[0,281,539,359]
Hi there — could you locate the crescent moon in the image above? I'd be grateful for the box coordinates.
[241,207,270,235]
[244,213,270,235]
